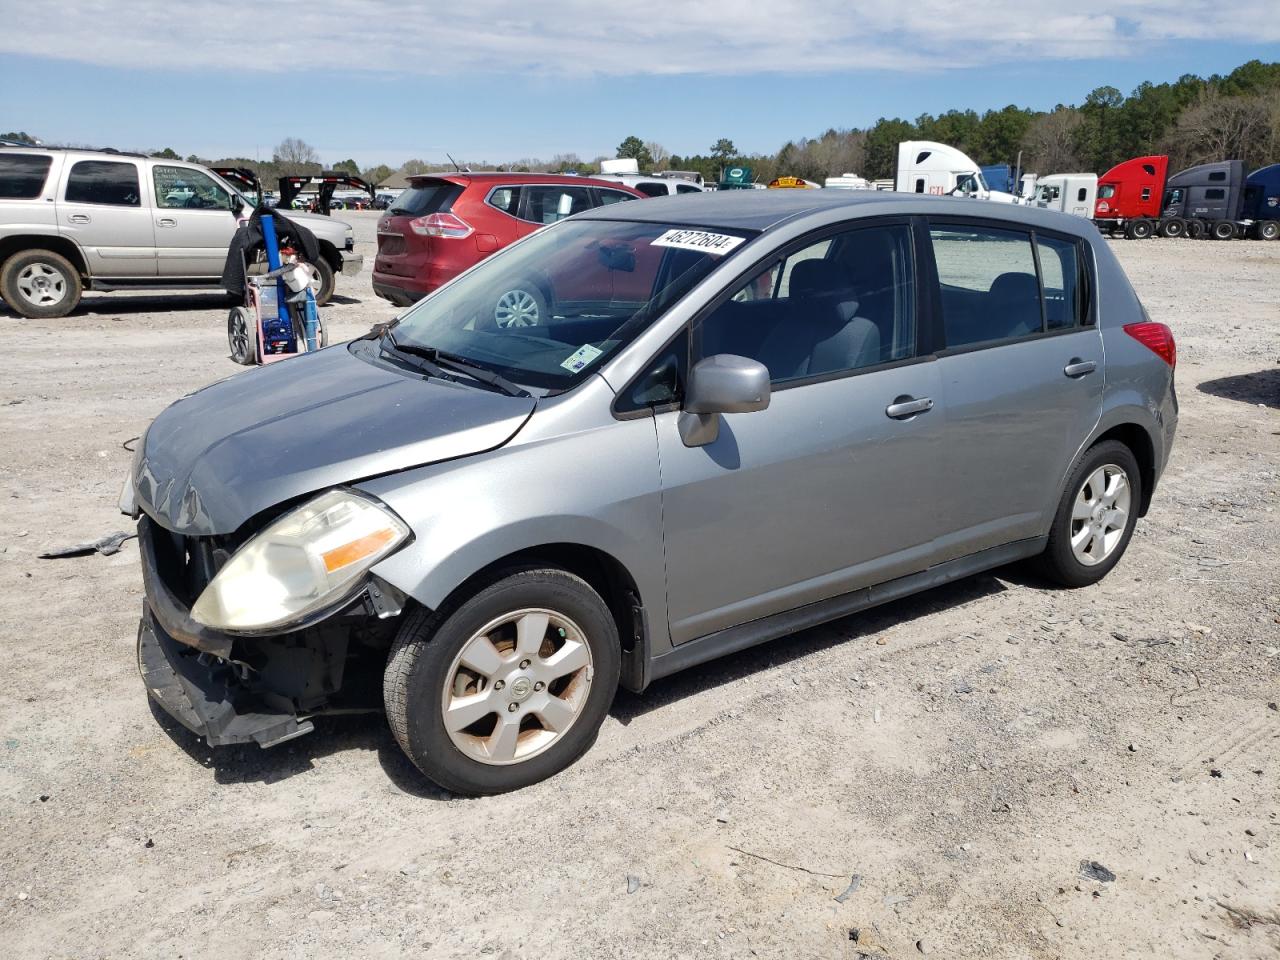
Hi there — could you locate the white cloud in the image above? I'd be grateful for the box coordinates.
[2,0,1275,76]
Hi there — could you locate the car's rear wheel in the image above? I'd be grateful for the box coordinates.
[1036,440,1142,588]
[493,285,547,328]
[1211,220,1236,240]
[1,249,82,319]
[1158,218,1185,238]
[1125,219,1154,239]
[384,567,620,795]
[1256,220,1278,241]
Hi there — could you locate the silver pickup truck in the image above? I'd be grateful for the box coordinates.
[0,147,363,318]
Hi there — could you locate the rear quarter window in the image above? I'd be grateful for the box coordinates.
[0,154,53,199]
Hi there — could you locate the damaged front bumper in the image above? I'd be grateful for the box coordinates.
[135,515,399,749]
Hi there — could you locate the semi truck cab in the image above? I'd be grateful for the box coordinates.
[895,141,1018,203]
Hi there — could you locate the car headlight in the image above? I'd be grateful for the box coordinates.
[191,489,410,633]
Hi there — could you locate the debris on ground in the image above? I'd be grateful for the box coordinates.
[1079,861,1117,883]
[834,875,862,903]
[38,531,136,559]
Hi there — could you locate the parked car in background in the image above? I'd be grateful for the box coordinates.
[593,173,706,197]
[127,190,1176,795]
[0,147,362,317]
[372,172,643,311]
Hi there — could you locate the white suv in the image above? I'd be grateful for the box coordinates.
[0,147,362,318]
[592,173,705,197]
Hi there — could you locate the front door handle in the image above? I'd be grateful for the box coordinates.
[885,396,934,420]
[68,214,91,224]
[1064,358,1097,378]
[156,218,177,228]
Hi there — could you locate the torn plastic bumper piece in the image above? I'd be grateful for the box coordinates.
[138,608,314,749]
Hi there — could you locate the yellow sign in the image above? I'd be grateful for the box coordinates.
[767,177,811,189]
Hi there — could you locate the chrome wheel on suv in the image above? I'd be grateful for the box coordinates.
[494,287,545,327]
[1,250,83,319]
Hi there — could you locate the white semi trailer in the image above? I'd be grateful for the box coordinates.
[1034,173,1098,218]
[895,141,1018,203]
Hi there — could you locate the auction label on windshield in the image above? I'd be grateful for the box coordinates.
[651,229,745,256]
[561,343,604,373]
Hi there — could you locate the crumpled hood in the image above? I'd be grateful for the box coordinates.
[135,344,535,536]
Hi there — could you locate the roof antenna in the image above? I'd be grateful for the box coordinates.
[446,152,462,173]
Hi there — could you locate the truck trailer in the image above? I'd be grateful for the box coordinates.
[1093,154,1278,240]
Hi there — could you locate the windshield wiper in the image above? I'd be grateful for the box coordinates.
[384,335,530,398]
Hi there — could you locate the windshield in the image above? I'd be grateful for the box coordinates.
[388,219,754,392]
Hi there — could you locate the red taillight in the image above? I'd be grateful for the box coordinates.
[409,212,473,239]
[1124,321,1176,368]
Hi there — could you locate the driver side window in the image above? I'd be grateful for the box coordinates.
[153,165,233,211]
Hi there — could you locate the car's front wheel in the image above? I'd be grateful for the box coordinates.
[1036,440,1142,588]
[384,567,620,795]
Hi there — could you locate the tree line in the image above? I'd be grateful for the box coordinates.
[7,58,1276,189]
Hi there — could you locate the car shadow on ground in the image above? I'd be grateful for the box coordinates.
[147,697,450,799]
[610,570,1010,724]
[150,566,1022,798]
[1196,368,1280,409]
[0,293,236,319]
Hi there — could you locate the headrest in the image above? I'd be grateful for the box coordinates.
[988,271,1040,301]
[790,258,850,300]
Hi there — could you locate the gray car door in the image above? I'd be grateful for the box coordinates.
[57,158,156,277]
[149,164,242,277]
[926,221,1103,562]
[653,221,945,645]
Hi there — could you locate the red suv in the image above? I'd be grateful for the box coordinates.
[373,173,643,309]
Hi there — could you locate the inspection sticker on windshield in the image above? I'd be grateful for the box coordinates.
[560,344,604,373]
[651,229,745,256]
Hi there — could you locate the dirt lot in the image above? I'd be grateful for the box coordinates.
[2,212,1277,959]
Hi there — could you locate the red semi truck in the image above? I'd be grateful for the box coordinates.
[1093,155,1279,240]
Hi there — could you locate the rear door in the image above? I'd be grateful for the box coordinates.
[926,219,1102,562]
[516,184,592,238]
[56,158,155,277]
[150,164,242,277]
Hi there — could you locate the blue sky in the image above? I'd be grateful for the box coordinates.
[1,0,1277,169]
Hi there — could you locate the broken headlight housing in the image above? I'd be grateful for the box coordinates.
[191,489,410,633]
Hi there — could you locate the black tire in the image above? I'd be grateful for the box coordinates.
[384,567,621,795]
[227,306,257,365]
[1186,218,1207,239]
[1158,218,1185,238]
[1211,220,1235,240]
[0,249,82,319]
[1036,440,1142,588]
[1128,219,1154,239]
[1257,220,1279,241]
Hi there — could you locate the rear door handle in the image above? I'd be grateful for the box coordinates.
[885,396,934,420]
[156,218,177,228]
[68,214,91,224]
[1064,358,1097,378]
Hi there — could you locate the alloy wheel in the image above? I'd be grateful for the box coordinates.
[16,262,67,308]
[494,289,540,327]
[441,608,593,765]
[1069,464,1131,566]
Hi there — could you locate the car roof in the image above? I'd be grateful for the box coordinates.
[575,189,1099,237]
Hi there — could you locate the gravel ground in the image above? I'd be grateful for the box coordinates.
[1,212,1277,959]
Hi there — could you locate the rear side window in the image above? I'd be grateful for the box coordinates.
[390,181,460,217]
[0,154,53,199]
[1204,188,1225,200]
[1208,170,1226,182]
[65,160,141,206]
[930,225,1041,348]
[487,186,520,216]
[1037,235,1085,330]
[676,183,701,194]
[634,182,666,198]
[596,188,637,206]
[1076,188,1087,202]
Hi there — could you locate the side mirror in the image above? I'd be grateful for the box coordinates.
[679,354,770,447]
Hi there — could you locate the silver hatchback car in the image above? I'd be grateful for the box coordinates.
[124,191,1177,794]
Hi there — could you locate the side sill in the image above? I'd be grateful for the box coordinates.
[647,537,1046,684]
